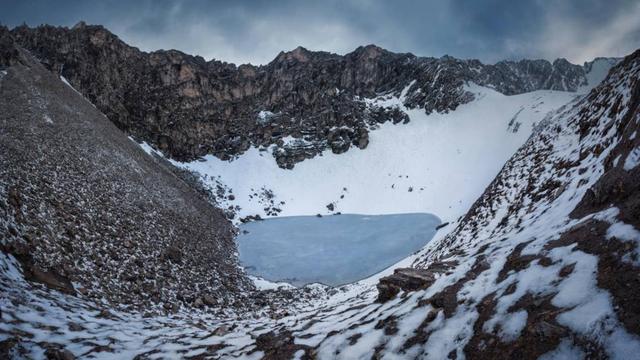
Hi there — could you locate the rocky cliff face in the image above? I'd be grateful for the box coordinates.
[9,23,606,168]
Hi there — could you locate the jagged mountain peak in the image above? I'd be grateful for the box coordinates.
[584,56,621,67]
[349,43,391,59]
[274,45,313,62]
[551,56,574,67]
[6,23,616,170]
[271,45,344,65]
[71,20,87,29]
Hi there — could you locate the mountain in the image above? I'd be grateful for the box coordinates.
[0,28,251,311]
[1,23,639,359]
[9,23,617,169]
[175,83,580,222]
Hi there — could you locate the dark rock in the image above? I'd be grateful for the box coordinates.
[202,294,216,306]
[193,297,204,308]
[255,330,311,360]
[377,268,438,302]
[44,346,75,360]
[0,338,24,359]
[240,214,263,223]
[164,246,183,264]
[8,186,20,208]
[25,265,76,295]
[8,25,596,169]
[68,323,84,332]
[435,222,450,230]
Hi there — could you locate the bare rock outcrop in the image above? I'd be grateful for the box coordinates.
[8,23,604,169]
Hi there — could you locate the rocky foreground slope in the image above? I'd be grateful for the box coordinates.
[0,30,251,311]
[8,23,616,168]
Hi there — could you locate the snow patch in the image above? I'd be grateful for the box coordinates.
[607,221,640,243]
[498,310,528,341]
[612,154,622,167]
[137,141,164,157]
[257,110,275,124]
[623,147,640,170]
[248,275,295,290]
[539,340,586,360]
[176,86,577,222]
[60,75,97,108]
[580,58,619,93]
[606,221,640,265]
[60,76,80,95]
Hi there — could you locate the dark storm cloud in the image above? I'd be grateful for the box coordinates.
[2,0,639,65]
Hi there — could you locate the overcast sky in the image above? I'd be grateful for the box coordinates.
[2,0,640,65]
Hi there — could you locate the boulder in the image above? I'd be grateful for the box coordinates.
[203,294,216,306]
[375,262,459,303]
[44,346,75,360]
[377,268,438,302]
[163,246,183,264]
[255,330,310,359]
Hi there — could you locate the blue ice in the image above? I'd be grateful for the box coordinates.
[236,213,441,287]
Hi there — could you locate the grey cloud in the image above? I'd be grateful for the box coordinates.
[1,0,638,65]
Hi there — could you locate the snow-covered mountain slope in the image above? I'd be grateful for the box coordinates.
[284,49,640,359]
[169,84,578,222]
[2,21,639,359]
[2,48,638,359]
[193,48,640,359]
[581,57,621,93]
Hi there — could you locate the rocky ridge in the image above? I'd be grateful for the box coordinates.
[0,30,252,312]
[9,23,615,168]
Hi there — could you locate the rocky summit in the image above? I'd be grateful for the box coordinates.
[9,23,608,169]
[1,20,639,360]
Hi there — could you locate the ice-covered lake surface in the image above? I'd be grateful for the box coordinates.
[236,213,440,287]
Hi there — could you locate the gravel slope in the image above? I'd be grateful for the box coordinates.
[0,31,251,311]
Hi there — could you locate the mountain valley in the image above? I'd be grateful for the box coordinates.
[1,22,639,360]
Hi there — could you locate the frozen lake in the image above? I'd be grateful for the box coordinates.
[236,213,441,287]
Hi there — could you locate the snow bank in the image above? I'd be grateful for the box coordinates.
[176,84,577,223]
